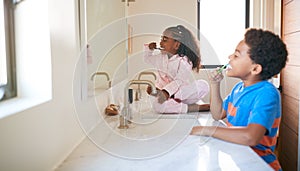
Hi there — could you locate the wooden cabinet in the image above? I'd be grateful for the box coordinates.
[278,0,300,170]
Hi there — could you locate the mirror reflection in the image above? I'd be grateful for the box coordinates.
[81,0,247,101]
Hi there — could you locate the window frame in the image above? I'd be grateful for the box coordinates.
[1,0,17,101]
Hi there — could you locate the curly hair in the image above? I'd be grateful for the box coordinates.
[165,25,201,72]
[244,28,288,80]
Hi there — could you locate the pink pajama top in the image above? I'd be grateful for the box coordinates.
[143,45,194,97]
[143,45,209,113]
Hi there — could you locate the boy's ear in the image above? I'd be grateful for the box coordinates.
[251,64,262,75]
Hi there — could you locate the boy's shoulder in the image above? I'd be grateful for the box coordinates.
[258,80,278,89]
[235,80,276,88]
[252,81,280,98]
[233,80,279,94]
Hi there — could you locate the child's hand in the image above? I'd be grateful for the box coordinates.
[208,68,224,84]
[146,86,158,97]
[190,126,213,136]
[146,85,152,95]
[148,42,157,50]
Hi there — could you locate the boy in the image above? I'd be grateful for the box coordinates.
[190,28,288,171]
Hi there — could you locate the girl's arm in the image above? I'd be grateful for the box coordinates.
[143,43,161,67]
[162,57,191,97]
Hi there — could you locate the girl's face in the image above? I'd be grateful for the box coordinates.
[226,40,256,80]
[160,30,180,57]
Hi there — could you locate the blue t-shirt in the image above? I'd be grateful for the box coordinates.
[223,81,282,171]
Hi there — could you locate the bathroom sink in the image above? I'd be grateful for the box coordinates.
[108,98,199,140]
[85,86,201,159]
[97,94,200,140]
[117,114,197,139]
[88,111,198,159]
[102,111,197,139]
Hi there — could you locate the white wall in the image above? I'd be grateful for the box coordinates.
[86,0,127,90]
[0,0,85,171]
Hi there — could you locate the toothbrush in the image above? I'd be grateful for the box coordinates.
[217,63,229,73]
[155,47,163,50]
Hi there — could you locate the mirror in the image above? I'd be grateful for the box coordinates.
[80,0,128,97]
[80,0,246,99]
[82,0,202,94]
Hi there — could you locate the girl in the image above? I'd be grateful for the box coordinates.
[144,25,210,114]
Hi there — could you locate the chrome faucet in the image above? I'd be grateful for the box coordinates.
[135,71,157,101]
[90,72,111,88]
[118,79,157,129]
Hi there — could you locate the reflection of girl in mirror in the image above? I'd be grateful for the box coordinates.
[144,25,210,114]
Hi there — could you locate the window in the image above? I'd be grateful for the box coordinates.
[0,2,7,85]
[0,0,17,101]
[198,0,249,66]
[0,0,52,118]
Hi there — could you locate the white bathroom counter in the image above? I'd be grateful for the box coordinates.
[55,112,272,171]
